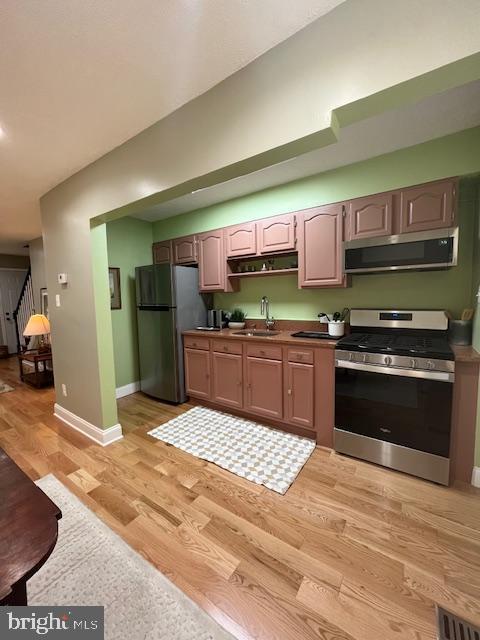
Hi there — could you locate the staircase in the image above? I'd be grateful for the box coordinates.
[13,269,35,352]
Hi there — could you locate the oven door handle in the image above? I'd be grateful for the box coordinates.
[335,359,455,383]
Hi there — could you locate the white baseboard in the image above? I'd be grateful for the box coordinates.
[115,381,141,399]
[54,403,123,446]
[472,466,480,488]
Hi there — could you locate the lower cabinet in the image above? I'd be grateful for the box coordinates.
[212,352,243,409]
[284,361,314,430]
[244,356,283,420]
[183,338,335,442]
[184,348,210,399]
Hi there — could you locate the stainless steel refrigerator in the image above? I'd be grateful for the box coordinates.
[135,264,210,403]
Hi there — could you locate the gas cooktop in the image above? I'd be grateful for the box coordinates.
[336,331,454,360]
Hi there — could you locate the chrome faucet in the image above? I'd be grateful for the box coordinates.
[260,296,275,331]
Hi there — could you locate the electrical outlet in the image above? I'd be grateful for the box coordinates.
[61,383,67,397]
[55,294,61,307]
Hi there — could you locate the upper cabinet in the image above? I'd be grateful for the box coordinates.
[155,177,458,291]
[399,179,457,234]
[297,204,345,288]
[173,235,197,264]
[198,229,225,292]
[347,193,393,241]
[152,240,172,264]
[258,214,296,254]
[225,222,257,257]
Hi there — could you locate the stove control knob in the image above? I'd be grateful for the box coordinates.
[348,352,354,361]
[410,359,417,369]
[426,360,435,370]
[362,354,368,363]
[384,356,392,366]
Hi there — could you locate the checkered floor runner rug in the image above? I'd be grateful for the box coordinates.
[148,406,315,494]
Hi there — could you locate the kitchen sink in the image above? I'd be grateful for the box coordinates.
[233,330,280,337]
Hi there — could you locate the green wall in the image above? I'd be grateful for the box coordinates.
[153,128,480,320]
[106,216,153,388]
[91,224,118,427]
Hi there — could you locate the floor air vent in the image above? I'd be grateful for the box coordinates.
[437,606,480,640]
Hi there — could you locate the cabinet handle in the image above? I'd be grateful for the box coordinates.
[260,350,266,355]
[287,389,292,395]
[247,382,251,389]
[192,342,197,347]
[237,380,242,386]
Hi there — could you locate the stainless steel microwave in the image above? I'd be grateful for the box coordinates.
[344,227,458,274]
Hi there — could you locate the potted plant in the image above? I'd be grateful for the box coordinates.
[228,308,247,329]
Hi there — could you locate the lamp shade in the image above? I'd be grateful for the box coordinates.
[23,314,50,337]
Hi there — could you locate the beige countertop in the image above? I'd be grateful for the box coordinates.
[182,328,339,349]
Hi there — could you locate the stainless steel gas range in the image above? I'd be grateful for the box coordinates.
[334,309,454,485]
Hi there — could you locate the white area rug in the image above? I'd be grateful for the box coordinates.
[0,380,14,394]
[148,406,315,494]
[31,475,233,640]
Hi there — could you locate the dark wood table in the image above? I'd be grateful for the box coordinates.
[0,448,61,605]
[18,350,54,388]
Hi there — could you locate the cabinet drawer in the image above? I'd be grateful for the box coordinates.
[184,336,210,350]
[246,343,282,360]
[287,348,314,364]
[212,340,243,355]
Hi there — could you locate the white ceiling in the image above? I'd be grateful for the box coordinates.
[0,0,345,255]
[135,80,480,223]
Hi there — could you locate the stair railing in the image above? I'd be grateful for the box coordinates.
[13,268,34,353]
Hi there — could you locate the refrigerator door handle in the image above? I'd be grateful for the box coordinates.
[137,304,172,311]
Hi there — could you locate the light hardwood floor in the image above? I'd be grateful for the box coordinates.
[0,355,479,639]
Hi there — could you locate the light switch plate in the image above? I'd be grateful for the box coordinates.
[55,294,61,307]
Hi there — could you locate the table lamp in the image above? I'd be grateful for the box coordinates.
[23,314,51,352]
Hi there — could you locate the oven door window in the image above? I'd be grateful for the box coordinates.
[335,367,452,457]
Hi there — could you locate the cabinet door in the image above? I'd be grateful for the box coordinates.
[245,357,283,420]
[297,204,344,287]
[212,352,243,409]
[400,180,456,233]
[258,214,296,254]
[226,222,257,257]
[152,241,172,264]
[198,229,225,291]
[174,235,197,264]
[184,348,210,399]
[285,362,314,430]
[347,193,393,240]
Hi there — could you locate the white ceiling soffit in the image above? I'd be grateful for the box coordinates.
[0,0,345,255]
[135,79,480,223]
